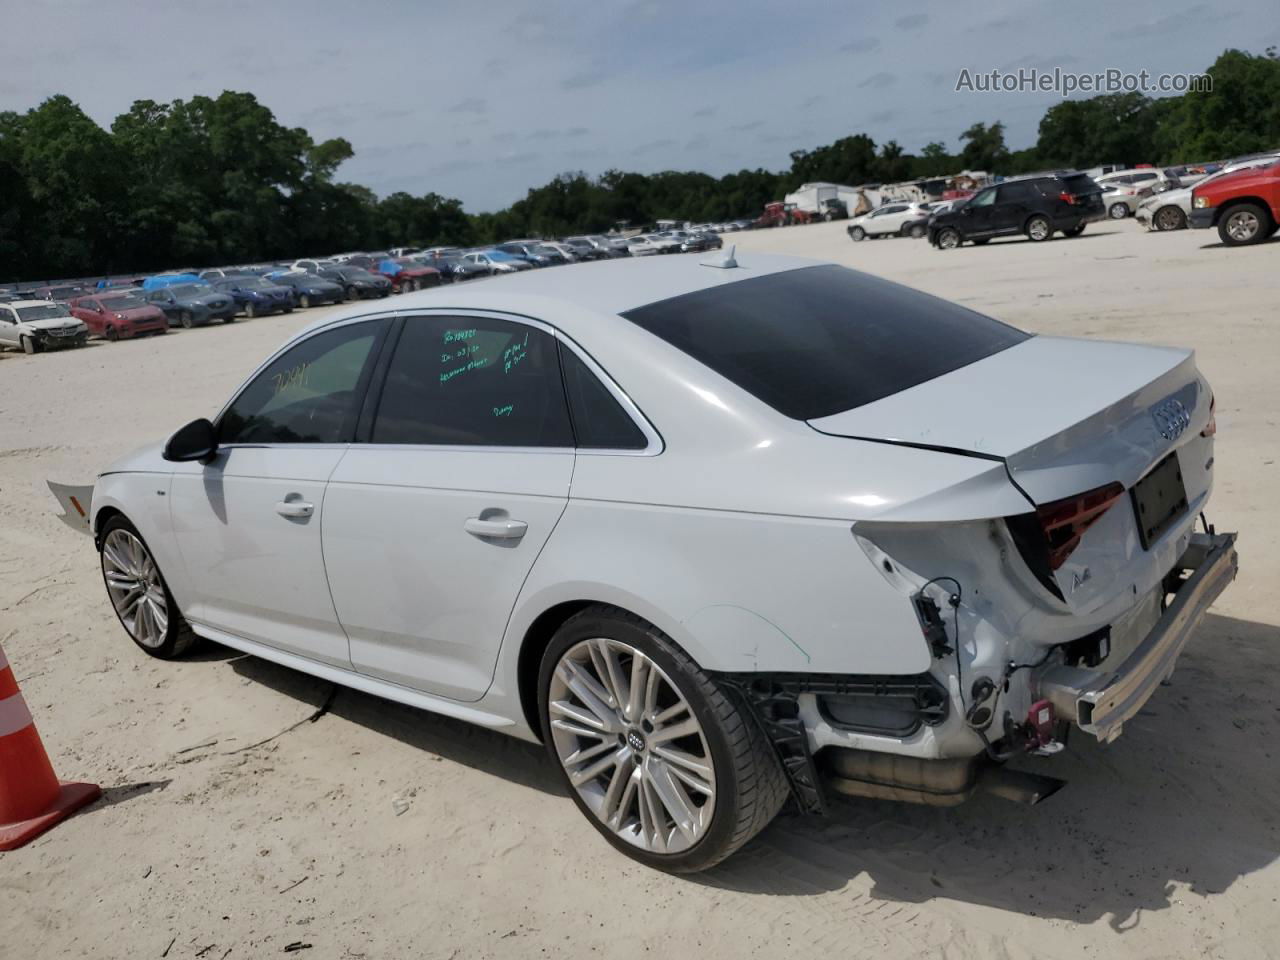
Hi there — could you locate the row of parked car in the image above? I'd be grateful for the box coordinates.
[0,229,733,355]
[840,153,1280,251]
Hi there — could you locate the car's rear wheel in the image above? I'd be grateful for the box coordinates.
[539,606,787,873]
[180,311,194,329]
[1062,224,1086,237]
[99,516,198,659]
[21,335,37,354]
[936,227,961,249]
[1108,202,1129,220]
[910,223,926,239]
[1026,215,1053,241]
[1154,205,1186,231]
[1218,203,1271,246]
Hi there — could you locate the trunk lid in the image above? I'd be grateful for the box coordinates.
[809,336,1213,613]
[808,336,1206,500]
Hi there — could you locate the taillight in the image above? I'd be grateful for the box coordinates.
[1035,482,1125,570]
[1201,394,1216,437]
[1059,192,1077,205]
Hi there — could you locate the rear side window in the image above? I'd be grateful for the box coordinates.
[997,182,1038,203]
[558,346,647,450]
[621,264,1030,420]
[372,316,573,447]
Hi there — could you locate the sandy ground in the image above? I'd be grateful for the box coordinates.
[2,220,1279,960]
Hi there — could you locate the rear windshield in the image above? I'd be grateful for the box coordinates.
[1060,173,1101,195]
[621,264,1030,420]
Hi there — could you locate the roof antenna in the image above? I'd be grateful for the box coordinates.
[701,244,738,269]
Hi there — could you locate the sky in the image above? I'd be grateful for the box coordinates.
[2,0,1275,211]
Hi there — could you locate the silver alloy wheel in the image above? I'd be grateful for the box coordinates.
[1109,202,1128,219]
[548,638,716,854]
[1224,209,1260,242]
[101,529,169,649]
[1028,218,1050,240]
[938,229,959,249]
[1156,206,1183,231]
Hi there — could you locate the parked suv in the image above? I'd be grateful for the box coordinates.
[0,300,89,353]
[928,173,1105,249]
[1189,160,1280,246]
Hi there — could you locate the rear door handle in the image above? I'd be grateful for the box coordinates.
[464,517,528,540]
[275,500,314,519]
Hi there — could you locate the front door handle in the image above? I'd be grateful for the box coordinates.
[276,499,314,519]
[464,517,528,540]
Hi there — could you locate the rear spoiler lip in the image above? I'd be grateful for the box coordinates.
[806,426,1007,464]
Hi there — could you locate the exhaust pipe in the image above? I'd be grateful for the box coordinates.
[824,748,1066,808]
[977,766,1066,806]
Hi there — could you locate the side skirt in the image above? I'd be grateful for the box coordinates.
[186,621,519,733]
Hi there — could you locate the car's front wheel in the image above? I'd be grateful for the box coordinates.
[21,335,37,354]
[180,311,194,329]
[1218,202,1272,246]
[539,606,787,873]
[1108,202,1129,220]
[849,226,865,242]
[99,515,198,659]
[300,294,312,309]
[1154,205,1186,231]
[936,227,961,249]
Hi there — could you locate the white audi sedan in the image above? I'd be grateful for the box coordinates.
[71,253,1236,872]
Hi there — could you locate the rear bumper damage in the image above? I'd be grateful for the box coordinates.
[1036,530,1237,743]
[715,530,1238,815]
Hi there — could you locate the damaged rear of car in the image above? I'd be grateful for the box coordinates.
[620,262,1236,814]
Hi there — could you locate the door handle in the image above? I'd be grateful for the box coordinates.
[275,499,314,519]
[464,517,528,540]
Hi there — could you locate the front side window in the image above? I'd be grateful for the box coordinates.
[372,316,573,447]
[219,320,386,444]
[969,189,996,207]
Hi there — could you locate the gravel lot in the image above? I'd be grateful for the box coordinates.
[2,220,1278,960]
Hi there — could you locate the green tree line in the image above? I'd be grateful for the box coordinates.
[1,48,1276,282]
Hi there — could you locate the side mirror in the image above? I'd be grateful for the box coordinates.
[163,418,218,463]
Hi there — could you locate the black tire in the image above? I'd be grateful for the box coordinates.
[283,304,294,314]
[180,311,194,329]
[910,224,925,239]
[538,605,788,873]
[849,226,866,242]
[21,335,37,354]
[245,302,257,319]
[1025,214,1053,242]
[1217,202,1272,246]
[105,325,119,342]
[936,227,962,250]
[98,514,200,660]
[1108,202,1129,220]
[1062,224,1086,237]
[300,294,312,309]
[1153,205,1186,232]
[223,314,236,324]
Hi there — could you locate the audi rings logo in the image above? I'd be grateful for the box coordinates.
[1152,398,1192,441]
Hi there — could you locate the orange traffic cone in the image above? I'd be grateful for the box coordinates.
[0,643,100,851]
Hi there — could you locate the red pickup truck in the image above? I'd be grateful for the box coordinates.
[1189,160,1280,246]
